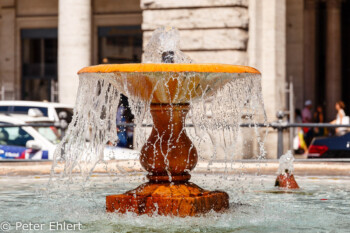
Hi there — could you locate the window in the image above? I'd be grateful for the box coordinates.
[34,126,60,144]
[98,26,142,64]
[21,28,58,101]
[97,25,141,149]
[12,106,48,116]
[0,127,34,147]
[0,106,9,113]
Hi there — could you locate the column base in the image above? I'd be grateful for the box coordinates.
[106,182,229,217]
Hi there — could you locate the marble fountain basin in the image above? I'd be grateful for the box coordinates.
[78,63,260,103]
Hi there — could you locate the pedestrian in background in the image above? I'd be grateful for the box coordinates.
[302,100,313,145]
[302,100,313,124]
[293,109,308,155]
[331,101,349,136]
[313,105,325,136]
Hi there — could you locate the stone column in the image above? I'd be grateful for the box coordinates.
[0,0,16,100]
[249,0,287,120]
[303,0,317,107]
[248,0,287,158]
[249,0,287,158]
[58,0,91,105]
[325,0,342,120]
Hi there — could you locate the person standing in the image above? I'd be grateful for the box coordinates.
[302,100,313,145]
[313,105,325,136]
[331,101,348,136]
[302,100,313,124]
[293,109,308,155]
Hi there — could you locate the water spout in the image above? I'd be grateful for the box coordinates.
[275,150,299,189]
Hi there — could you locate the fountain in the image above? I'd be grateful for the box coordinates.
[74,27,261,216]
[275,151,299,189]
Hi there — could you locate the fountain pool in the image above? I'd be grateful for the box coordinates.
[6,27,347,231]
[1,174,349,232]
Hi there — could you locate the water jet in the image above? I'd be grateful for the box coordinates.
[275,151,299,189]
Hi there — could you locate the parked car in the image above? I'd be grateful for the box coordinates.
[0,101,74,123]
[0,114,139,161]
[308,132,350,158]
[0,114,58,160]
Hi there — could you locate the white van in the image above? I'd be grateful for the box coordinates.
[0,101,74,123]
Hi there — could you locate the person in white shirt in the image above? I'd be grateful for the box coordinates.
[331,101,348,136]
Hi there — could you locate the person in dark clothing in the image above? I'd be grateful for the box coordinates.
[313,105,325,136]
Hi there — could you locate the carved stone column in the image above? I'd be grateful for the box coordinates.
[303,0,317,106]
[326,0,342,120]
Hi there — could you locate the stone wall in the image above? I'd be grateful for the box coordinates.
[16,0,58,16]
[141,0,249,65]
[93,0,141,14]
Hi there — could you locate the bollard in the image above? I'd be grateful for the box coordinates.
[276,111,285,159]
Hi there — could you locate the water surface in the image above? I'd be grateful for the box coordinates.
[0,174,349,233]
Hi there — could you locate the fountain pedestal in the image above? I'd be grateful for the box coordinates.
[106,103,229,216]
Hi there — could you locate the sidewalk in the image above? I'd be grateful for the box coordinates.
[1,160,350,176]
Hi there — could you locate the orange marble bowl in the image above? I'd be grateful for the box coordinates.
[78,63,261,104]
[78,63,261,74]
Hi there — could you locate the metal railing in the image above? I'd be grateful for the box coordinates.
[115,117,350,159]
[1,117,349,159]
[272,111,350,158]
[0,123,61,128]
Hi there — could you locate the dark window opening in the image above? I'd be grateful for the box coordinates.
[98,25,142,148]
[342,1,350,114]
[98,25,142,64]
[21,28,58,102]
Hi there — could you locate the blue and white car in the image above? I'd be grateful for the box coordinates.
[0,114,139,161]
[0,114,59,160]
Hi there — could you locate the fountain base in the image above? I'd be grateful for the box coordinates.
[106,182,229,217]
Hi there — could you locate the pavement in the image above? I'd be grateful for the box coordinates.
[1,160,350,176]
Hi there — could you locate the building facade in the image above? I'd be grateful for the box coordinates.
[0,0,349,157]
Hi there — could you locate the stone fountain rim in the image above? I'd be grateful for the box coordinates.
[78,63,261,75]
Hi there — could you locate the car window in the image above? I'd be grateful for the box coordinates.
[34,126,60,144]
[55,108,73,123]
[12,106,48,116]
[0,127,34,147]
[0,106,9,113]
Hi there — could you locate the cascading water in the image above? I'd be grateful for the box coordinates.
[49,27,268,216]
